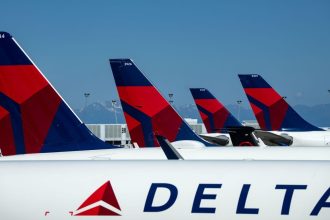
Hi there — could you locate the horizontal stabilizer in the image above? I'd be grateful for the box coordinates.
[199,134,229,146]
[254,130,293,146]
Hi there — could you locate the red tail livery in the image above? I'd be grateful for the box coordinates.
[238,74,323,131]
[190,88,242,133]
[110,59,212,147]
[0,32,118,156]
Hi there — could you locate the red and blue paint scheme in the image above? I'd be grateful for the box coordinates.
[75,181,121,216]
[0,32,118,156]
[238,74,323,131]
[190,88,242,133]
[110,59,212,147]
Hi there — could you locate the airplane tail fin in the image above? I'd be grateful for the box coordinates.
[238,74,323,131]
[0,32,117,156]
[190,88,242,133]
[109,59,212,147]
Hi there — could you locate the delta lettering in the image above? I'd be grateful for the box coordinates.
[144,183,330,216]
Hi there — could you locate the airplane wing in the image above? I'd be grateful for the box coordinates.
[198,134,229,146]
[254,130,293,146]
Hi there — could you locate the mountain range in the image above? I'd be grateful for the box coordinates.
[75,101,330,127]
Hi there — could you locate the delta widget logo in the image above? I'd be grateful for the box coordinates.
[74,181,121,216]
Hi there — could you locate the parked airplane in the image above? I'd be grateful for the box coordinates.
[109,59,223,147]
[1,33,330,219]
[0,160,329,219]
[110,61,273,147]
[189,88,239,145]
[1,31,329,160]
[190,88,293,146]
[0,31,207,158]
[238,74,330,146]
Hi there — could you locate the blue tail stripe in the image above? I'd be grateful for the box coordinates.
[246,94,272,130]
[247,94,323,131]
[281,106,323,131]
[42,101,117,152]
[120,100,154,147]
[196,103,242,133]
[224,114,242,128]
[175,121,214,146]
[0,92,25,154]
[110,59,152,86]
[238,74,271,88]
[0,32,32,65]
[190,88,216,99]
[195,104,216,132]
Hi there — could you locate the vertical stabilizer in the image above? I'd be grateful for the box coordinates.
[110,59,212,147]
[238,74,323,131]
[0,32,118,155]
[190,88,241,133]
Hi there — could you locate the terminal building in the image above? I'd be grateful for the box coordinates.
[86,118,207,147]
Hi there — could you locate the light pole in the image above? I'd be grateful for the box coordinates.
[84,93,90,109]
[168,93,174,105]
[112,100,118,124]
[237,100,242,122]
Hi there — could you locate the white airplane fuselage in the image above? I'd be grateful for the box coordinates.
[1,146,330,160]
[271,130,330,146]
[0,160,329,220]
[201,130,330,147]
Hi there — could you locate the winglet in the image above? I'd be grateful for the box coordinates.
[155,135,184,160]
[238,74,323,131]
[190,88,241,133]
[110,59,212,147]
[0,32,118,156]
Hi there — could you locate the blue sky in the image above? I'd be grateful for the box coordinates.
[2,0,330,109]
